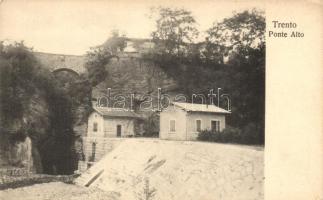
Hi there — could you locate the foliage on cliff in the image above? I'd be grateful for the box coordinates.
[150,7,199,57]
[147,8,265,144]
[0,42,78,174]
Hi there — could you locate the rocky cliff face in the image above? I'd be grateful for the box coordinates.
[92,53,179,110]
[1,45,87,174]
[0,90,49,173]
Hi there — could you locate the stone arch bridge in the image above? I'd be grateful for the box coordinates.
[33,38,154,76]
[34,52,87,76]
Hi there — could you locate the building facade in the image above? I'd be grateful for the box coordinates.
[159,102,230,141]
[78,107,143,171]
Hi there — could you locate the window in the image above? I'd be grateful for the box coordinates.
[211,120,220,132]
[170,120,176,132]
[93,122,98,132]
[196,120,202,132]
[90,142,96,162]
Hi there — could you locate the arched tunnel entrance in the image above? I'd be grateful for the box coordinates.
[52,68,80,89]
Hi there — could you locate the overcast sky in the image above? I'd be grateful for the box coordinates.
[0,0,264,55]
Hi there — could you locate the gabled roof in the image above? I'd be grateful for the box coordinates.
[93,107,142,118]
[172,102,230,114]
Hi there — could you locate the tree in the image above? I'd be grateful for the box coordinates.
[204,9,265,64]
[150,7,199,57]
[103,30,127,54]
[204,9,265,144]
[206,9,265,49]
[0,41,78,173]
[85,30,129,87]
[146,8,265,144]
[85,46,112,87]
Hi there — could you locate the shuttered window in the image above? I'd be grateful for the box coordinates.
[196,120,202,132]
[93,122,98,132]
[170,120,176,132]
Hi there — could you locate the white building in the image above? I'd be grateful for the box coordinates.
[78,107,143,171]
[159,102,230,141]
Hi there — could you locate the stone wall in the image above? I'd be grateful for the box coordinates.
[33,52,86,74]
[83,137,123,162]
[0,90,47,173]
[77,138,124,172]
[92,55,179,110]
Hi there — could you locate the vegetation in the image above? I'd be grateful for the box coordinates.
[0,42,86,174]
[138,178,156,200]
[146,8,265,144]
[150,7,199,57]
[142,112,159,137]
[85,47,111,87]
[197,126,263,145]
[87,8,265,144]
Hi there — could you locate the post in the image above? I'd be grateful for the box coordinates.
[217,88,222,107]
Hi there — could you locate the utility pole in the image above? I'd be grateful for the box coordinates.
[217,88,221,107]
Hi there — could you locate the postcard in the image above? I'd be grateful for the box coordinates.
[0,0,322,199]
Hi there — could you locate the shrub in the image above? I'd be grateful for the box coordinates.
[142,113,159,137]
[197,125,263,145]
[197,130,217,141]
[221,126,242,143]
[197,130,208,141]
[240,123,264,144]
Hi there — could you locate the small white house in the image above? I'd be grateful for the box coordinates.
[78,107,143,171]
[159,102,230,141]
[86,107,142,138]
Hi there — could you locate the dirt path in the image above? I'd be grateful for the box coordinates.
[0,182,118,200]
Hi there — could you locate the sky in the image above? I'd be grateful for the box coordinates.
[0,0,264,55]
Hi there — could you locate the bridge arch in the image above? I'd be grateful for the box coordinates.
[52,68,80,77]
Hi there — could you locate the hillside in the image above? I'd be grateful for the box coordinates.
[76,139,264,200]
[92,54,179,108]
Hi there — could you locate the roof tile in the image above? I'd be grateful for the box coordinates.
[93,107,143,118]
[172,102,230,114]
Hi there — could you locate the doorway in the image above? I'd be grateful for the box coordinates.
[117,125,122,137]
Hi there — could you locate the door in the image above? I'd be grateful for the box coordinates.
[117,125,122,137]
